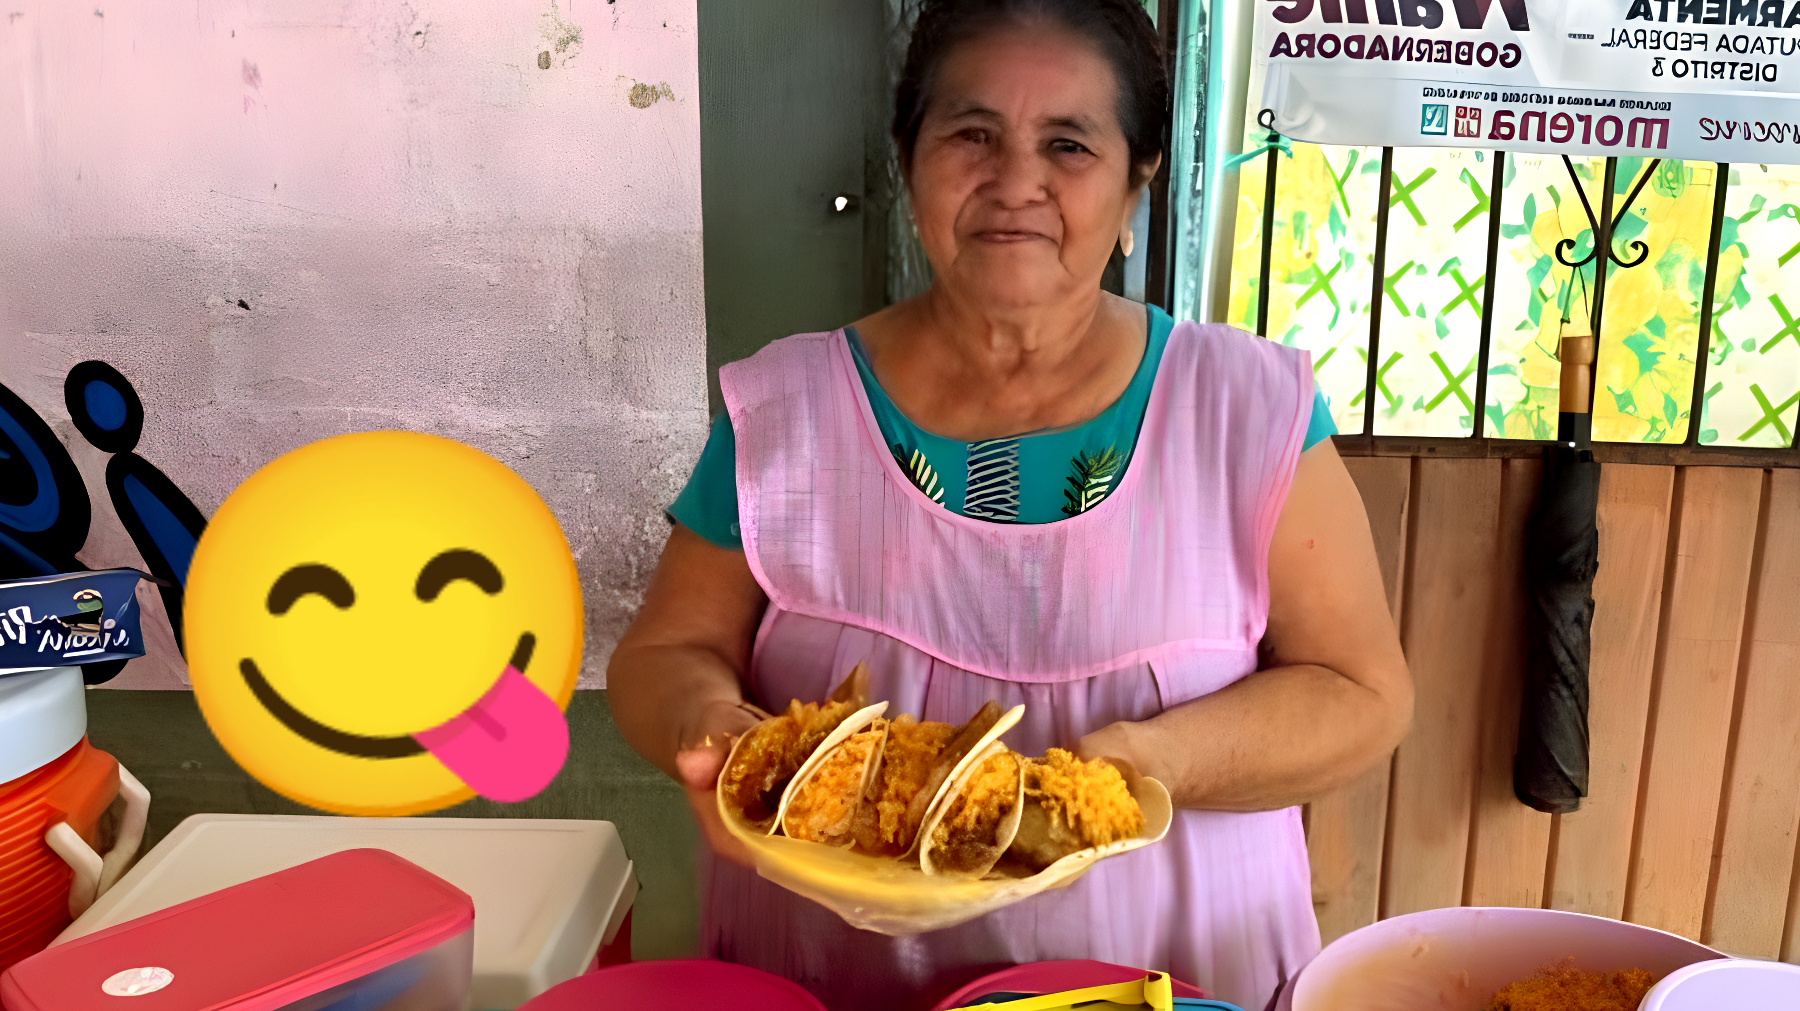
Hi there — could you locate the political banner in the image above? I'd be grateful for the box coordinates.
[0,568,152,674]
[1259,0,1800,163]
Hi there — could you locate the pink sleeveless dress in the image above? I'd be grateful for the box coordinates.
[709,322,1322,1011]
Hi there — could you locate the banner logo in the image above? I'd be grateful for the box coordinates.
[1268,0,1530,30]
[1261,0,1800,162]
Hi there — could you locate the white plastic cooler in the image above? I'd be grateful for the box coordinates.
[2,848,474,1011]
[55,815,638,1010]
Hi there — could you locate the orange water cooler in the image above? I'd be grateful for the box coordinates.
[0,667,147,974]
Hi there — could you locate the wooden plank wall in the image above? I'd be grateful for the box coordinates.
[1312,457,1800,962]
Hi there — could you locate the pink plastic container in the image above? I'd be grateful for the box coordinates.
[1282,907,1723,1011]
[0,848,473,1011]
[519,960,826,1011]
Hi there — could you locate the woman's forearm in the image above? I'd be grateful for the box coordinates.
[605,525,770,783]
[1084,659,1412,812]
[1089,440,1413,811]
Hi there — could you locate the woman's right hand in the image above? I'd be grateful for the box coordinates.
[674,698,769,869]
[607,525,773,868]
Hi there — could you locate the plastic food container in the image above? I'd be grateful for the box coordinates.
[1638,957,1800,1010]
[1280,907,1724,1011]
[1,848,474,1011]
[0,728,147,975]
[517,960,827,1011]
[57,814,636,1010]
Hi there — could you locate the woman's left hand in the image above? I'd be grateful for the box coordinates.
[1073,720,1151,778]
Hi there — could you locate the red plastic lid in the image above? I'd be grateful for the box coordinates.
[0,848,472,1011]
[931,960,1209,1010]
[520,960,827,1011]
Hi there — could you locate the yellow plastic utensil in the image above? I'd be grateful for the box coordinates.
[950,970,1175,1011]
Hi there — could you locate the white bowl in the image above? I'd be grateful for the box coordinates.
[1287,907,1723,1011]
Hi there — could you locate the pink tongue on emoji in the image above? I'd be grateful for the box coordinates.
[412,665,568,803]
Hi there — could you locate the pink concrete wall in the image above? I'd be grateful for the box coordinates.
[1,0,707,688]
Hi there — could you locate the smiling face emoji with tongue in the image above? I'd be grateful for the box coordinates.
[185,431,582,816]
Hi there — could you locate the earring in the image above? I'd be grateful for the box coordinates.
[1119,218,1135,258]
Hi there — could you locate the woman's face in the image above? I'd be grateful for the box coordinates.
[908,24,1141,313]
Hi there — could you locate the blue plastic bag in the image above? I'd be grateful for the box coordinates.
[0,568,156,673]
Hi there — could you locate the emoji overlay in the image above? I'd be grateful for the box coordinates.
[184,431,582,816]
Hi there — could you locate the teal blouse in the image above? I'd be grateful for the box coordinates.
[670,306,1336,549]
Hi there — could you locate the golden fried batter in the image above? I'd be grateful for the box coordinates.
[785,722,885,843]
[1022,748,1143,847]
[720,698,853,825]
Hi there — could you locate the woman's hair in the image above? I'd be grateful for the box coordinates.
[893,0,1168,181]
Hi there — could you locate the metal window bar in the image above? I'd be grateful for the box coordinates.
[1363,148,1396,439]
[1470,152,1507,441]
[1687,163,1733,449]
[1238,132,1800,461]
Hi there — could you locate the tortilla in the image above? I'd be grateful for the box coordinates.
[782,718,889,846]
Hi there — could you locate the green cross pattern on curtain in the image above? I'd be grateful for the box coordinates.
[1764,293,1800,355]
[1741,384,1800,443]
[1440,263,1485,320]
[1425,352,1478,414]
[1225,140,1800,448]
[1453,167,1490,232]
[1391,168,1436,227]
[1292,258,1346,327]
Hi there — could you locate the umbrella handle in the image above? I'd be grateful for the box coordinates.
[1559,333,1596,417]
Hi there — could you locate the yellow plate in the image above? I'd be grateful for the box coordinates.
[722,751,1173,935]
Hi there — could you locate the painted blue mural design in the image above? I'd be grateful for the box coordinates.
[0,362,208,683]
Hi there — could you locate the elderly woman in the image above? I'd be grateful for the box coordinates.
[609,1,1412,1008]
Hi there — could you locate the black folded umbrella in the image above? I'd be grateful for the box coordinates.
[1514,322,1600,815]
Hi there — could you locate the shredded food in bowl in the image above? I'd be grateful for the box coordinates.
[1487,960,1654,1011]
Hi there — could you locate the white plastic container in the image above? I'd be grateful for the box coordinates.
[55,815,637,1010]
[1639,957,1800,1010]
[0,667,86,784]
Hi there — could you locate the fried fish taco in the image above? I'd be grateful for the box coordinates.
[846,702,1003,857]
[780,717,889,846]
[1006,748,1147,871]
[716,664,872,833]
[918,741,1024,878]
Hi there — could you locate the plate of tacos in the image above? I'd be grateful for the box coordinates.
[715,664,1174,935]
